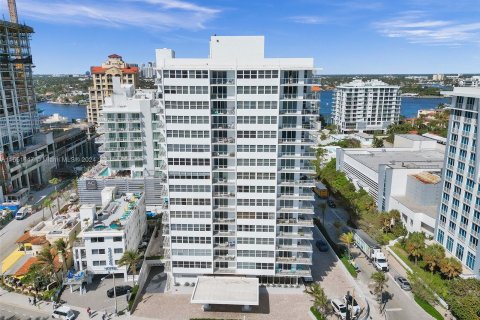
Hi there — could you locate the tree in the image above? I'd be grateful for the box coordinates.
[304,282,329,316]
[36,246,60,282]
[407,272,436,304]
[43,198,53,219]
[422,244,445,273]
[339,232,354,260]
[439,257,462,279]
[332,220,343,238]
[118,250,142,285]
[370,271,388,304]
[405,232,425,265]
[53,238,69,273]
[372,137,384,148]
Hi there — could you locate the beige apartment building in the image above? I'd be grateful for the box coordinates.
[87,54,139,123]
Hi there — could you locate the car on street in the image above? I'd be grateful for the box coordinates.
[15,206,32,220]
[395,276,412,291]
[327,199,336,208]
[107,285,132,298]
[343,294,360,316]
[51,305,76,320]
[138,241,148,249]
[315,240,329,252]
[331,298,348,319]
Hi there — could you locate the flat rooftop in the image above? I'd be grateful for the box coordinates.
[85,192,143,232]
[191,276,259,306]
[392,196,439,219]
[396,134,434,141]
[345,149,444,173]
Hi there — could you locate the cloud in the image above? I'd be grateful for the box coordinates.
[288,15,327,25]
[16,0,220,30]
[374,11,480,46]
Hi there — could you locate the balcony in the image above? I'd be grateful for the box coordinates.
[212,178,235,185]
[212,123,235,129]
[211,94,235,100]
[280,78,321,85]
[278,205,314,214]
[275,268,310,276]
[211,78,235,85]
[276,244,312,251]
[277,193,314,200]
[214,242,236,248]
[279,165,316,173]
[212,165,235,171]
[213,192,235,198]
[213,218,236,224]
[276,218,314,226]
[277,231,313,239]
[214,230,236,236]
[212,137,235,144]
[213,205,236,211]
[213,255,236,261]
[212,152,235,158]
[276,256,312,264]
[214,268,236,274]
[279,179,315,187]
[280,93,319,100]
[212,109,235,115]
[278,152,316,159]
[278,138,316,145]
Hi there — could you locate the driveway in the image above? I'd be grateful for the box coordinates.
[61,274,130,315]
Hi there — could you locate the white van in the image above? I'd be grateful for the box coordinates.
[15,206,32,220]
[68,193,79,203]
[52,306,76,320]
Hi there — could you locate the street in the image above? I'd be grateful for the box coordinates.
[0,300,49,320]
[0,183,73,263]
[314,195,434,320]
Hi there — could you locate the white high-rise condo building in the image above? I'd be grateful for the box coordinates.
[435,87,480,278]
[332,79,401,133]
[155,36,320,284]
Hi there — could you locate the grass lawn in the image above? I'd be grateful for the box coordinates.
[414,295,444,320]
[340,255,358,278]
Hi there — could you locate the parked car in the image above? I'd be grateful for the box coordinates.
[315,240,329,252]
[331,298,348,320]
[107,285,132,298]
[343,294,360,316]
[395,276,412,291]
[15,206,32,220]
[327,199,336,208]
[138,241,148,249]
[51,305,76,320]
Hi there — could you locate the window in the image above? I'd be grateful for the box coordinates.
[113,237,122,242]
[114,248,123,254]
[466,252,476,269]
[92,260,107,266]
[170,185,211,192]
[436,229,444,244]
[91,237,104,243]
[92,249,105,254]
[170,198,211,206]
[167,144,210,152]
[446,236,454,252]
[455,244,464,260]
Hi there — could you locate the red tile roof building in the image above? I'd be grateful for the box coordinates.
[88,54,139,124]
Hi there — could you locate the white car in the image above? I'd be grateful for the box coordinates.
[52,306,76,320]
[15,206,32,220]
[331,298,348,320]
[343,294,360,316]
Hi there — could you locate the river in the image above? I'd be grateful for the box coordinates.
[37,92,451,123]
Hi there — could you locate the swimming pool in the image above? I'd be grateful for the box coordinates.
[99,167,111,177]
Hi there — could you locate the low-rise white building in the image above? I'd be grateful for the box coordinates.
[73,187,147,279]
[336,135,444,236]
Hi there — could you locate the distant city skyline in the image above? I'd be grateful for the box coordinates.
[3,0,480,74]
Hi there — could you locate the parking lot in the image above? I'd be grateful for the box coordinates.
[61,274,130,316]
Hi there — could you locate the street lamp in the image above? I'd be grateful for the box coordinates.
[103,267,118,315]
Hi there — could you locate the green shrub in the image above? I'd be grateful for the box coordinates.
[310,306,327,320]
[414,295,443,320]
[127,284,140,311]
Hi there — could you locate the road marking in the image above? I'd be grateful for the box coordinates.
[386,308,403,312]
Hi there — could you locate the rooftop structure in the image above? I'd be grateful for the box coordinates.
[336,136,444,236]
[29,209,81,245]
[73,187,147,278]
[87,54,139,124]
[332,79,401,133]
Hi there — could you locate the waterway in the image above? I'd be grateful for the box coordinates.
[37,92,451,123]
[320,90,450,121]
[37,101,87,121]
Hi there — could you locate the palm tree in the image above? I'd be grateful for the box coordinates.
[36,246,59,282]
[43,198,53,219]
[439,257,462,279]
[405,232,425,265]
[370,271,388,304]
[54,238,68,273]
[118,250,142,285]
[422,244,445,273]
[332,220,343,237]
[304,282,329,316]
[318,202,327,226]
[339,232,354,260]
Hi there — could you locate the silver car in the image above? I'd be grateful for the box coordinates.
[395,276,412,291]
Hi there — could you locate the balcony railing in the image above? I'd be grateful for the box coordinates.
[280,78,321,85]
[212,123,235,129]
[211,78,235,85]
[276,244,311,251]
[280,93,319,100]
[213,192,235,198]
[212,109,235,115]
[212,137,235,144]
[276,256,312,264]
[275,268,310,276]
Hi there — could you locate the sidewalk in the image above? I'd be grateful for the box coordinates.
[0,287,152,320]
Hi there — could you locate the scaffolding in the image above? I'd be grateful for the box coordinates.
[0,20,38,154]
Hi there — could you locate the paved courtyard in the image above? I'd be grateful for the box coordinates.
[133,226,365,320]
[61,274,130,315]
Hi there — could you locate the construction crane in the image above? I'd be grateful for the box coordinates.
[7,0,18,23]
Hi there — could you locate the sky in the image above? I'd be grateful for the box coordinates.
[2,0,480,74]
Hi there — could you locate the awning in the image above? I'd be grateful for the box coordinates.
[191,276,259,306]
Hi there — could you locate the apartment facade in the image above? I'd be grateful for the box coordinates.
[154,36,319,284]
[88,54,139,124]
[435,87,480,278]
[332,79,401,133]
